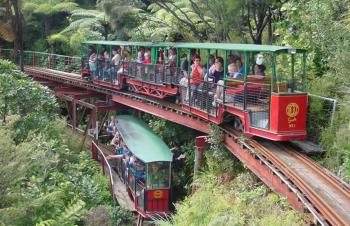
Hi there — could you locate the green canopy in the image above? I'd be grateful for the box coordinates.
[116,115,173,163]
[82,40,305,53]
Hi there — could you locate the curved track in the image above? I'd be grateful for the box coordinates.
[255,140,350,226]
[26,66,350,225]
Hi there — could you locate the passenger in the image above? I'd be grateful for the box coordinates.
[111,48,121,66]
[167,48,177,67]
[207,57,224,83]
[212,64,242,106]
[186,54,204,103]
[227,63,243,79]
[111,48,121,84]
[136,50,144,63]
[147,162,167,188]
[204,54,215,71]
[97,53,104,80]
[158,49,165,64]
[143,52,151,64]
[102,50,111,80]
[88,49,97,77]
[111,130,121,147]
[227,54,235,65]
[106,116,117,137]
[249,64,266,79]
[180,50,197,79]
[233,56,244,74]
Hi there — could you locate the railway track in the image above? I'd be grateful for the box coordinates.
[27,66,350,225]
[255,140,350,226]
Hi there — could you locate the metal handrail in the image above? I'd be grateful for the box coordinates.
[92,140,114,188]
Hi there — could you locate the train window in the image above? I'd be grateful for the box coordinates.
[275,52,305,93]
[146,162,170,190]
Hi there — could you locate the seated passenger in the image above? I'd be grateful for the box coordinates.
[233,56,244,74]
[212,64,242,106]
[248,64,266,79]
[227,63,243,79]
[147,162,166,188]
[206,57,224,83]
[204,54,215,71]
[186,54,205,102]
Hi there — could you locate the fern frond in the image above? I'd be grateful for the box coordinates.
[52,2,78,13]
[71,9,103,18]
[35,219,56,226]
[0,24,15,42]
[57,199,86,224]
[48,34,68,44]
[22,3,39,12]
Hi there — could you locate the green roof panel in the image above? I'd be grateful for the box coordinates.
[82,40,305,53]
[116,115,173,163]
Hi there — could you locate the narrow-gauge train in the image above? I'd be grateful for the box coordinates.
[81,40,308,141]
[113,115,173,219]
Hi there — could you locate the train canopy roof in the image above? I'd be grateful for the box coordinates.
[82,40,305,53]
[116,115,173,163]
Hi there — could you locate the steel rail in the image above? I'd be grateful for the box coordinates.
[282,144,350,225]
[222,127,329,225]
[250,140,350,226]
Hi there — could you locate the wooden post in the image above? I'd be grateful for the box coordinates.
[91,142,98,161]
[67,57,72,73]
[192,136,208,194]
[72,99,77,130]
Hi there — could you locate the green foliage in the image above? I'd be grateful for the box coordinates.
[205,125,244,175]
[276,0,350,180]
[157,172,305,226]
[0,60,57,143]
[109,205,134,226]
[0,62,113,225]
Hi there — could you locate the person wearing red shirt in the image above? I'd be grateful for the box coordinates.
[185,54,204,103]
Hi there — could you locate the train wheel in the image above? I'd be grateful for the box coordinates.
[234,117,244,132]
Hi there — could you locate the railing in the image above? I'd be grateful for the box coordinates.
[91,140,115,197]
[223,81,271,129]
[0,48,82,74]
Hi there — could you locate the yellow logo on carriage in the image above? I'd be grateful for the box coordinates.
[286,103,299,118]
[286,103,299,128]
[153,190,164,199]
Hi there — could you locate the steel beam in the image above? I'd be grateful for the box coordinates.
[111,94,209,133]
[55,87,85,94]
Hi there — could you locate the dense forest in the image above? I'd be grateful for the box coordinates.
[1,0,350,225]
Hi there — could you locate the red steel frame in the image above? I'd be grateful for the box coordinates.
[127,78,178,99]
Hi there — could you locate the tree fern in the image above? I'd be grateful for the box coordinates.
[56,199,86,225]
[0,23,15,42]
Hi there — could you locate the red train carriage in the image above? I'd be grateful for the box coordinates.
[113,115,172,220]
[80,41,307,141]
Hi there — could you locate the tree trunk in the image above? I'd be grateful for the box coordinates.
[10,0,24,71]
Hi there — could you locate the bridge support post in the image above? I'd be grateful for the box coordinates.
[72,99,77,130]
[192,135,208,193]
